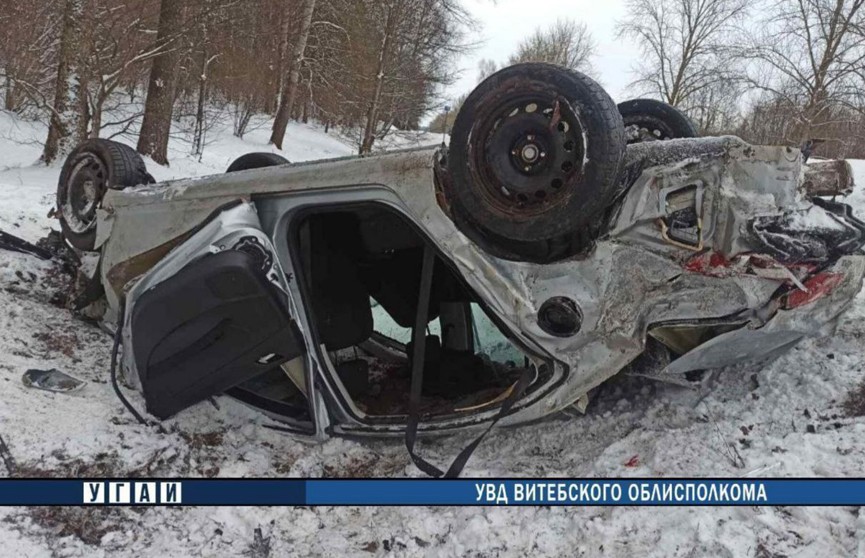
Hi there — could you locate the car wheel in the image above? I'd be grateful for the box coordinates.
[617,99,699,144]
[226,152,290,172]
[446,63,626,262]
[56,139,154,251]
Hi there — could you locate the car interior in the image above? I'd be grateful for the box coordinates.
[284,204,539,419]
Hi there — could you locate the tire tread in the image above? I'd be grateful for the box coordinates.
[56,139,153,250]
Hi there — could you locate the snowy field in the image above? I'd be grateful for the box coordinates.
[1,111,865,557]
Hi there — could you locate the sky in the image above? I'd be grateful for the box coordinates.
[443,0,640,105]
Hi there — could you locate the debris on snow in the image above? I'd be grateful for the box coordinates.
[22,368,86,393]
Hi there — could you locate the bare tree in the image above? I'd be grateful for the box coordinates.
[508,19,596,73]
[2,0,475,162]
[190,19,220,157]
[740,0,865,142]
[617,0,748,107]
[477,58,498,81]
[77,0,165,139]
[270,0,317,149]
[352,0,472,154]
[216,0,283,138]
[0,1,57,116]
[42,0,85,164]
[137,0,185,165]
[684,78,741,133]
[359,0,400,154]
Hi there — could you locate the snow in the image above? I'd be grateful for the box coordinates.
[2,110,865,556]
[786,205,849,231]
[0,110,440,243]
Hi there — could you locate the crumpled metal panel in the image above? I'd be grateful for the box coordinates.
[662,255,865,375]
[610,137,808,258]
[802,159,854,197]
[99,138,865,427]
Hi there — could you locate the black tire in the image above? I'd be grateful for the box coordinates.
[226,152,290,172]
[617,99,699,144]
[446,63,625,262]
[56,139,154,251]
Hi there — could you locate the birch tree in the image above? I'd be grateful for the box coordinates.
[270,0,317,149]
[42,0,85,164]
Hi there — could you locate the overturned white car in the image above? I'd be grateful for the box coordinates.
[54,64,864,474]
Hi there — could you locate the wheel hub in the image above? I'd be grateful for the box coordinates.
[475,97,585,211]
[61,154,108,234]
[623,115,676,144]
[520,143,539,162]
[510,133,549,175]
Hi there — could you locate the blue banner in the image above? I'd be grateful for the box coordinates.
[0,479,863,506]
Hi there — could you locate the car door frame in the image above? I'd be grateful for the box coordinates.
[258,187,565,438]
[122,200,324,438]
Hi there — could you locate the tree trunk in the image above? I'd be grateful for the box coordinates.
[90,88,105,139]
[360,5,395,155]
[275,1,292,109]
[42,0,85,164]
[76,77,91,141]
[192,50,210,158]
[270,0,316,149]
[3,68,16,112]
[136,0,184,166]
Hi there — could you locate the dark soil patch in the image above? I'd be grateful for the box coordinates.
[179,430,225,449]
[842,380,865,417]
[13,452,121,478]
[28,506,130,546]
[32,329,81,359]
[9,453,132,547]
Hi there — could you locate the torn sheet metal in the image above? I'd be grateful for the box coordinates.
[92,136,865,433]
[802,159,854,197]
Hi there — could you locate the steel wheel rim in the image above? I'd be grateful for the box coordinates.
[468,92,587,217]
[60,153,108,234]
[623,116,676,144]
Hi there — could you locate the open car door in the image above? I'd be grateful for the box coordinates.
[123,202,313,428]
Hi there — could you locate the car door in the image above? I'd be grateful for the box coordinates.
[123,201,314,428]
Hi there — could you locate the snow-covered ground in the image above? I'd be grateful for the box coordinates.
[1,110,865,557]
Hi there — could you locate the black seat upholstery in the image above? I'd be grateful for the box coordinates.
[307,215,374,351]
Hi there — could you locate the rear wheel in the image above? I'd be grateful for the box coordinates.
[618,99,699,144]
[226,152,290,172]
[56,139,154,251]
[445,63,626,262]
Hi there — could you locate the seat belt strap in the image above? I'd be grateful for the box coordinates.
[404,245,535,478]
[405,245,445,477]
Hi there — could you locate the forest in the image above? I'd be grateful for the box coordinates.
[2,0,865,165]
